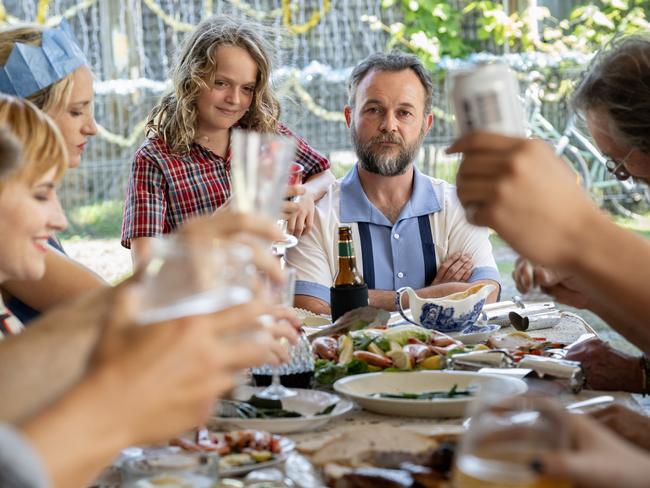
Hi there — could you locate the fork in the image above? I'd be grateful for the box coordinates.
[215,399,258,418]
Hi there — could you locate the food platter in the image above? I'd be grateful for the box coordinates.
[209,386,353,433]
[333,370,528,418]
[168,429,296,477]
[221,436,295,477]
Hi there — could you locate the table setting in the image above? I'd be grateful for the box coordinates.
[90,288,650,488]
[90,130,644,488]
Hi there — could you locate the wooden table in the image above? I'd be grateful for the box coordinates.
[93,311,647,487]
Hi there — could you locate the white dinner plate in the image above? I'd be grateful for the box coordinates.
[209,386,353,434]
[116,438,295,479]
[333,370,527,418]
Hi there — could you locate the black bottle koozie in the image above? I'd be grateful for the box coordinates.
[330,284,369,323]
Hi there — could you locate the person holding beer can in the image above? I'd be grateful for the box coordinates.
[449,34,650,486]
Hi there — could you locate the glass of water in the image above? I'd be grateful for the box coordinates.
[121,450,219,487]
[453,391,571,488]
[135,237,255,325]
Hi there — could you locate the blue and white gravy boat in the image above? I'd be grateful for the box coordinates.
[396,283,496,333]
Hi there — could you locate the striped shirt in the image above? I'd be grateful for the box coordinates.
[121,124,329,248]
[286,164,501,303]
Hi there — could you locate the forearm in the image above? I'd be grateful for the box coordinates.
[0,289,108,423]
[297,280,497,315]
[2,251,107,311]
[0,324,100,423]
[294,294,330,315]
[131,237,157,271]
[303,169,335,202]
[567,211,650,353]
[583,299,650,357]
[368,289,401,311]
[20,369,129,488]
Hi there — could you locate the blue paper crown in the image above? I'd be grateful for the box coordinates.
[0,20,87,98]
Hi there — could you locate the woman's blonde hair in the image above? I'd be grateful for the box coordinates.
[0,94,67,190]
[147,15,281,154]
[0,127,21,180]
[0,24,75,114]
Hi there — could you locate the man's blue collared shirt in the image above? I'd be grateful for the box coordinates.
[288,164,501,303]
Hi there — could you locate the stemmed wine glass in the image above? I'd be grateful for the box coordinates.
[230,129,311,397]
[254,268,298,400]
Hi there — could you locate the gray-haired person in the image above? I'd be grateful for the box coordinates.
[449,34,650,488]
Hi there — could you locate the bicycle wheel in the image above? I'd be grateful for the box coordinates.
[560,145,592,191]
[603,181,650,220]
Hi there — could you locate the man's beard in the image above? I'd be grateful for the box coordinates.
[352,125,426,177]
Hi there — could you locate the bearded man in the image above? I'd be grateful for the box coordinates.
[287,52,500,314]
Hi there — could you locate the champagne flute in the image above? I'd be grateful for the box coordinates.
[254,268,298,399]
[453,390,572,488]
[230,129,296,219]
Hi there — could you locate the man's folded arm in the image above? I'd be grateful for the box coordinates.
[286,206,334,316]
[294,281,331,315]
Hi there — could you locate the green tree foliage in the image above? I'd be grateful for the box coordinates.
[552,0,650,52]
[377,0,650,71]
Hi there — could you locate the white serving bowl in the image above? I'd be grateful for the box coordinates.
[333,370,527,418]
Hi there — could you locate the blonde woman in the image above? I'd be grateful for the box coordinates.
[0,97,68,311]
[0,21,104,323]
[122,15,334,267]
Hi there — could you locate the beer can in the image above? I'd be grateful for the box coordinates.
[451,63,526,137]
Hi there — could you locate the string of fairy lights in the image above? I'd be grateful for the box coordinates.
[0,0,348,147]
[8,0,330,33]
[1,0,570,148]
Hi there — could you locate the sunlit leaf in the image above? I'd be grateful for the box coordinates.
[609,0,628,9]
[592,10,616,29]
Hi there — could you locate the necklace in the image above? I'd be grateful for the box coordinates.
[195,130,230,157]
